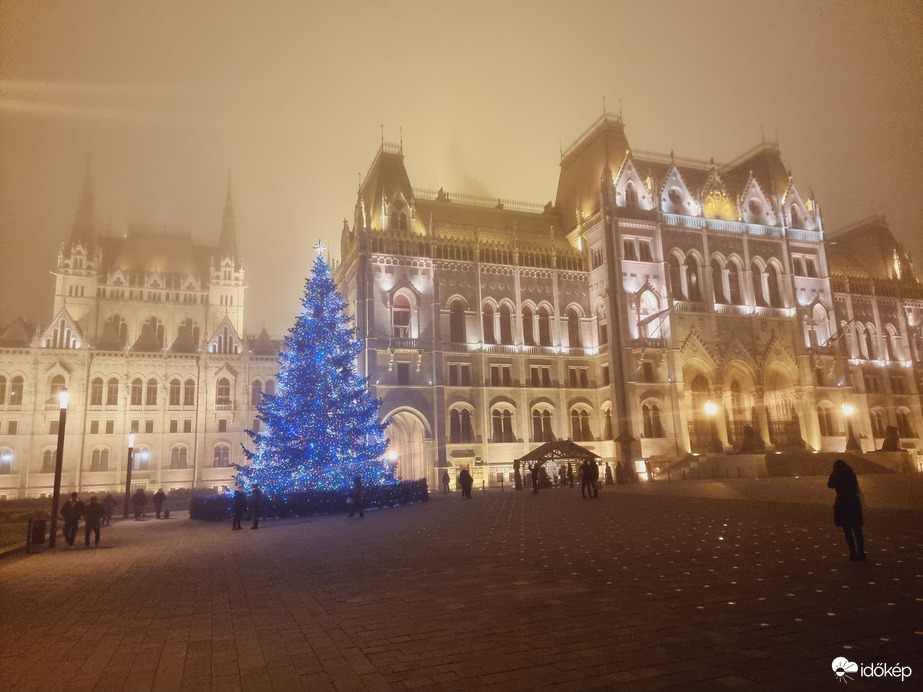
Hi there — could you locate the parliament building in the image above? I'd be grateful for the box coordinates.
[1,114,921,498]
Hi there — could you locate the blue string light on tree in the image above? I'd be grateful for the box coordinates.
[236,245,393,495]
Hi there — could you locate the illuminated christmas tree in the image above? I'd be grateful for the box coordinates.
[237,247,392,495]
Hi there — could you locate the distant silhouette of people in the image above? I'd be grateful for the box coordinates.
[559,465,567,488]
[153,488,166,519]
[131,488,147,520]
[566,462,574,488]
[827,459,865,561]
[459,469,474,499]
[348,476,364,517]
[60,492,84,547]
[231,489,247,530]
[530,463,540,494]
[579,460,590,498]
[250,485,263,528]
[442,471,450,495]
[513,460,523,491]
[589,460,600,498]
[83,496,106,547]
[101,493,116,526]
[605,462,613,485]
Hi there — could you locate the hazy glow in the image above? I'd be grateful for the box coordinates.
[0,2,920,336]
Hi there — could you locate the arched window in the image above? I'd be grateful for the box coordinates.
[48,375,66,404]
[864,324,878,360]
[625,181,638,208]
[449,302,466,343]
[130,378,143,406]
[727,261,743,305]
[0,375,6,404]
[752,261,766,306]
[499,304,513,345]
[884,325,899,361]
[491,409,514,442]
[42,450,55,473]
[251,380,263,407]
[596,306,608,346]
[711,259,727,304]
[570,409,592,441]
[170,446,188,469]
[870,410,886,438]
[392,294,412,338]
[106,378,119,406]
[169,379,181,406]
[216,378,231,406]
[685,256,702,302]
[145,378,158,406]
[668,255,685,300]
[449,409,474,443]
[603,408,613,439]
[213,444,230,467]
[537,307,552,347]
[133,448,150,471]
[482,305,496,344]
[90,377,104,406]
[9,376,23,406]
[767,263,783,307]
[522,307,535,346]
[567,308,582,348]
[642,403,665,438]
[90,449,109,472]
[855,324,869,360]
[817,404,837,437]
[789,204,803,228]
[183,379,196,406]
[896,410,915,438]
[532,410,554,442]
[450,410,460,442]
[264,379,275,397]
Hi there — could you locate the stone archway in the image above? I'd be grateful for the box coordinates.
[383,409,432,482]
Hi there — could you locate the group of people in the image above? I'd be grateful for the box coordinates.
[59,491,118,548]
[230,484,263,529]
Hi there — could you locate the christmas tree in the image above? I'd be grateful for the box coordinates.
[236,248,393,495]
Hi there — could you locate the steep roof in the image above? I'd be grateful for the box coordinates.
[249,327,278,356]
[99,225,213,280]
[0,318,35,347]
[69,158,95,247]
[827,216,918,282]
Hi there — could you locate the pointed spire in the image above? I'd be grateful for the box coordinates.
[70,156,95,248]
[218,169,239,261]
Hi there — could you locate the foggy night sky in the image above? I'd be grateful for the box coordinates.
[1,0,921,338]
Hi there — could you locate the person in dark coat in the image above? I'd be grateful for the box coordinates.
[605,462,614,485]
[579,460,590,498]
[101,493,116,526]
[827,459,865,561]
[442,471,450,495]
[458,469,474,499]
[131,488,147,520]
[589,460,600,498]
[231,489,247,530]
[152,488,167,519]
[250,485,262,529]
[83,496,106,547]
[60,492,85,547]
[348,476,364,518]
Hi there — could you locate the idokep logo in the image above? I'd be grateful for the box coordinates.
[831,657,913,684]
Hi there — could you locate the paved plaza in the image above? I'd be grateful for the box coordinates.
[1,476,921,692]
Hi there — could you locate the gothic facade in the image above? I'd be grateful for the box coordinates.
[0,174,280,499]
[336,114,923,487]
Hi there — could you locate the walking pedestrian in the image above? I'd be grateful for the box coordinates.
[348,476,364,517]
[231,488,247,530]
[131,488,147,520]
[579,460,590,498]
[442,471,450,495]
[101,493,116,526]
[827,459,866,561]
[589,459,600,498]
[83,496,106,547]
[605,462,614,485]
[60,492,84,547]
[250,484,262,529]
[153,488,167,519]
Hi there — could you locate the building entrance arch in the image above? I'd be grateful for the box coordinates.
[383,408,432,482]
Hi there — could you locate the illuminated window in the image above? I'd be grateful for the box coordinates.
[169,379,181,406]
[392,294,412,338]
[213,445,230,467]
[216,378,231,406]
[449,301,466,343]
[130,378,143,406]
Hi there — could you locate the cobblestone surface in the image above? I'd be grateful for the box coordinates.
[1,476,921,691]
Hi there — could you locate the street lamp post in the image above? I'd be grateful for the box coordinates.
[123,432,135,519]
[48,388,69,549]
[842,400,861,451]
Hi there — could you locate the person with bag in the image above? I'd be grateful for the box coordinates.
[347,476,364,518]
